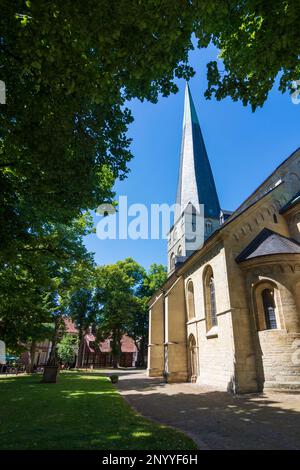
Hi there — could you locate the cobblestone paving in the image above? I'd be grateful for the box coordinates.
[115,370,300,450]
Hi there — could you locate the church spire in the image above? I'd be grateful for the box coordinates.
[175,83,220,223]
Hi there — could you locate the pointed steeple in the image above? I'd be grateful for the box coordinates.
[175,83,220,223]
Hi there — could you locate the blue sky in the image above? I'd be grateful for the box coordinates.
[84,44,299,270]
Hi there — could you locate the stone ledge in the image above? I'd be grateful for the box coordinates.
[206,325,218,338]
[166,371,188,383]
[264,381,300,390]
[147,368,164,378]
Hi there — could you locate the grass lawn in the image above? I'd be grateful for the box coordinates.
[0,371,197,450]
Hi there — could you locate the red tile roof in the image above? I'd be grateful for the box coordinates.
[63,318,78,334]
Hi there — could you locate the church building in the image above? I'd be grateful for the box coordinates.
[147,83,300,393]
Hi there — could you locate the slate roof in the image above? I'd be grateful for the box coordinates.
[236,228,300,263]
[175,83,220,222]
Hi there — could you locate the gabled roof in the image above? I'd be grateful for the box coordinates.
[174,83,220,222]
[279,191,300,214]
[236,228,300,263]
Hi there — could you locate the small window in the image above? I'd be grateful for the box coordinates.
[187,280,195,320]
[192,212,197,231]
[262,289,277,329]
[204,266,218,331]
[205,220,213,235]
[170,253,175,270]
[177,245,182,256]
[273,214,278,224]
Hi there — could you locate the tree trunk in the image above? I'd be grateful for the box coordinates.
[75,329,84,368]
[135,337,147,368]
[42,317,61,383]
[27,341,36,373]
[111,330,121,369]
[139,337,147,368]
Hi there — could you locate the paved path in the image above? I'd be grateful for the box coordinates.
[116,370,300,450]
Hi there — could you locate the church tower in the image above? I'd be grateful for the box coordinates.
[168,83,221,273]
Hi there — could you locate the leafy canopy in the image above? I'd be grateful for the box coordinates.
[57,334,78,364]
[1,1,298,255]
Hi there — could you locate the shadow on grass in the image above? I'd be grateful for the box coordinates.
[0,372,196,450]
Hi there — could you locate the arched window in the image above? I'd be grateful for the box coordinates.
[170,253,175,270]
[203,266,218,331]
[262,288,277,329]
[187,280,195,320]
[253,282,282,331]
[177,245,182,256]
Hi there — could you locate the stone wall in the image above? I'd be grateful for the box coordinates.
[185,243,236,390]
[258,330,300,388]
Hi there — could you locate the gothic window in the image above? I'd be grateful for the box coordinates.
[204,266,218,331]
[177,245,182,256]
[262,289,277,329]
[253,282,282,331]
[186,280,195,321]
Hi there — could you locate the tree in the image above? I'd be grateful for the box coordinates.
[1,1,297,263]
[0,1,194,259]
[67,288,97,368]
[193,1,300,110]
[0,213,95,367]
[127,264,167,367]
[57,334,78,366]
[94,259,145,368]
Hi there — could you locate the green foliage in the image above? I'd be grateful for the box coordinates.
[1,1,296,359]
[94,260,167,367]
[127,264,167,366]
[68,289,95,330]
[0,2,298,255]
[140,264,168,298]
[0,214,95,351]
[193,1,300,110]
[94,258,144,366]
[0,1,194,255]
[57,334,78,364]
